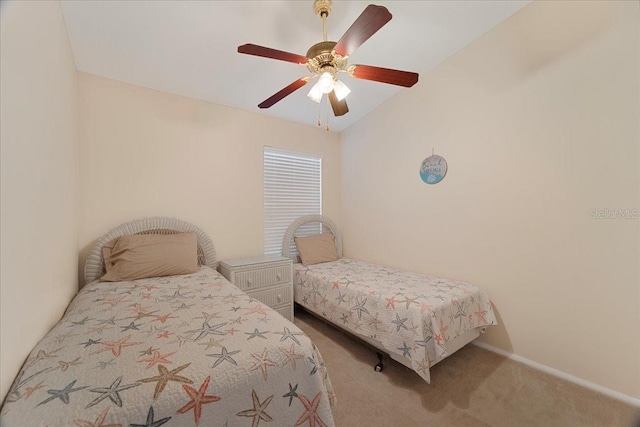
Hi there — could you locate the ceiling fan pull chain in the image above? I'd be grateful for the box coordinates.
[325,95,331,131]
[317,95,323,127]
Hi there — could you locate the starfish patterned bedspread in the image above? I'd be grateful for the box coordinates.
[1,266,335,427]
[294,258,497,383]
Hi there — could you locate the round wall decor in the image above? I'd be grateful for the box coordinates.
[420,154,448,184]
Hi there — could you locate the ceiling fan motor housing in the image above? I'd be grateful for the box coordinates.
[306,41,348,76]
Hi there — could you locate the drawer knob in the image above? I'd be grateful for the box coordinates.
[276,274,282,280]
[277,294,282,302]
[247,279,252,287]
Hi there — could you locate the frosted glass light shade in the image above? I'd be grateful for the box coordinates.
[317,72,335,94]
[307,83,323,103]
[333,79,351,101]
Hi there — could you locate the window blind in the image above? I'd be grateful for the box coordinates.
[264,147,322,256]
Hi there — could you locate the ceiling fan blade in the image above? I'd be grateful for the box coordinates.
[350,64,419,87]
[334,5,392,57]
[238,43,308,65]
[328,91,349,116]
[258,78,309,109]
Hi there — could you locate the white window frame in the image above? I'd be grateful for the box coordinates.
[264,147,322,256]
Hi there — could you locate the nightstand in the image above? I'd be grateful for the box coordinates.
[218,255,294,321]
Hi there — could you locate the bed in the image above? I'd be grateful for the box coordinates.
[283,215,497,383]
[1,217,335,427]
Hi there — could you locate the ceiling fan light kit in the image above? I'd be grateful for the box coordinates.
[307,84,324,103]
[317,72,335,94]
[237,0,419,128]
[333,79,351,101]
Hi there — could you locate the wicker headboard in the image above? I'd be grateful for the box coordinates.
[281,214,343,260]
[84,217,217,284]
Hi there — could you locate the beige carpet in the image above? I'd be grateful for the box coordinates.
[294,308,639,427]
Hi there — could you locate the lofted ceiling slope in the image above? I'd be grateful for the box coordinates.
[60,1,529,132]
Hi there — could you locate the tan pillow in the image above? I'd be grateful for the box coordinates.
[100,233,198,282]
[294,233,339,266]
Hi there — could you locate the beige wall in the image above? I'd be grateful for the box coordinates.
[0,1,79,402]
[340,1,639,399]
[1,0,636,406]
[77,73,340,281]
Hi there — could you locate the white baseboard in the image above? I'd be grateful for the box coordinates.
[472,341,640,408]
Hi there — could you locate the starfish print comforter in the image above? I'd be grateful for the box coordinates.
[294,258,497,383]
[0,266,335,427]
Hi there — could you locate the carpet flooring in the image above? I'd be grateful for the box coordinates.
[294,308,639,427]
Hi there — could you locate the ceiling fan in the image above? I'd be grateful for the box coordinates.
[237,0,419,127]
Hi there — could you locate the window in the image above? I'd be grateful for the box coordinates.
[264,147,322,256]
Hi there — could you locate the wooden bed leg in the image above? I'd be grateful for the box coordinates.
[374,352,384,372]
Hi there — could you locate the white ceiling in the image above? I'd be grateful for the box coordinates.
[60,1,528,133]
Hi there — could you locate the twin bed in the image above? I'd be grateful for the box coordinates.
[1,215,497,425]
[282,215,497,383]
[0,217,335,427]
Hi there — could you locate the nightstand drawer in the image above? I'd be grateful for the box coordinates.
[235,265,291,291]
[218,255,294,321]
[248,284,292,307]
